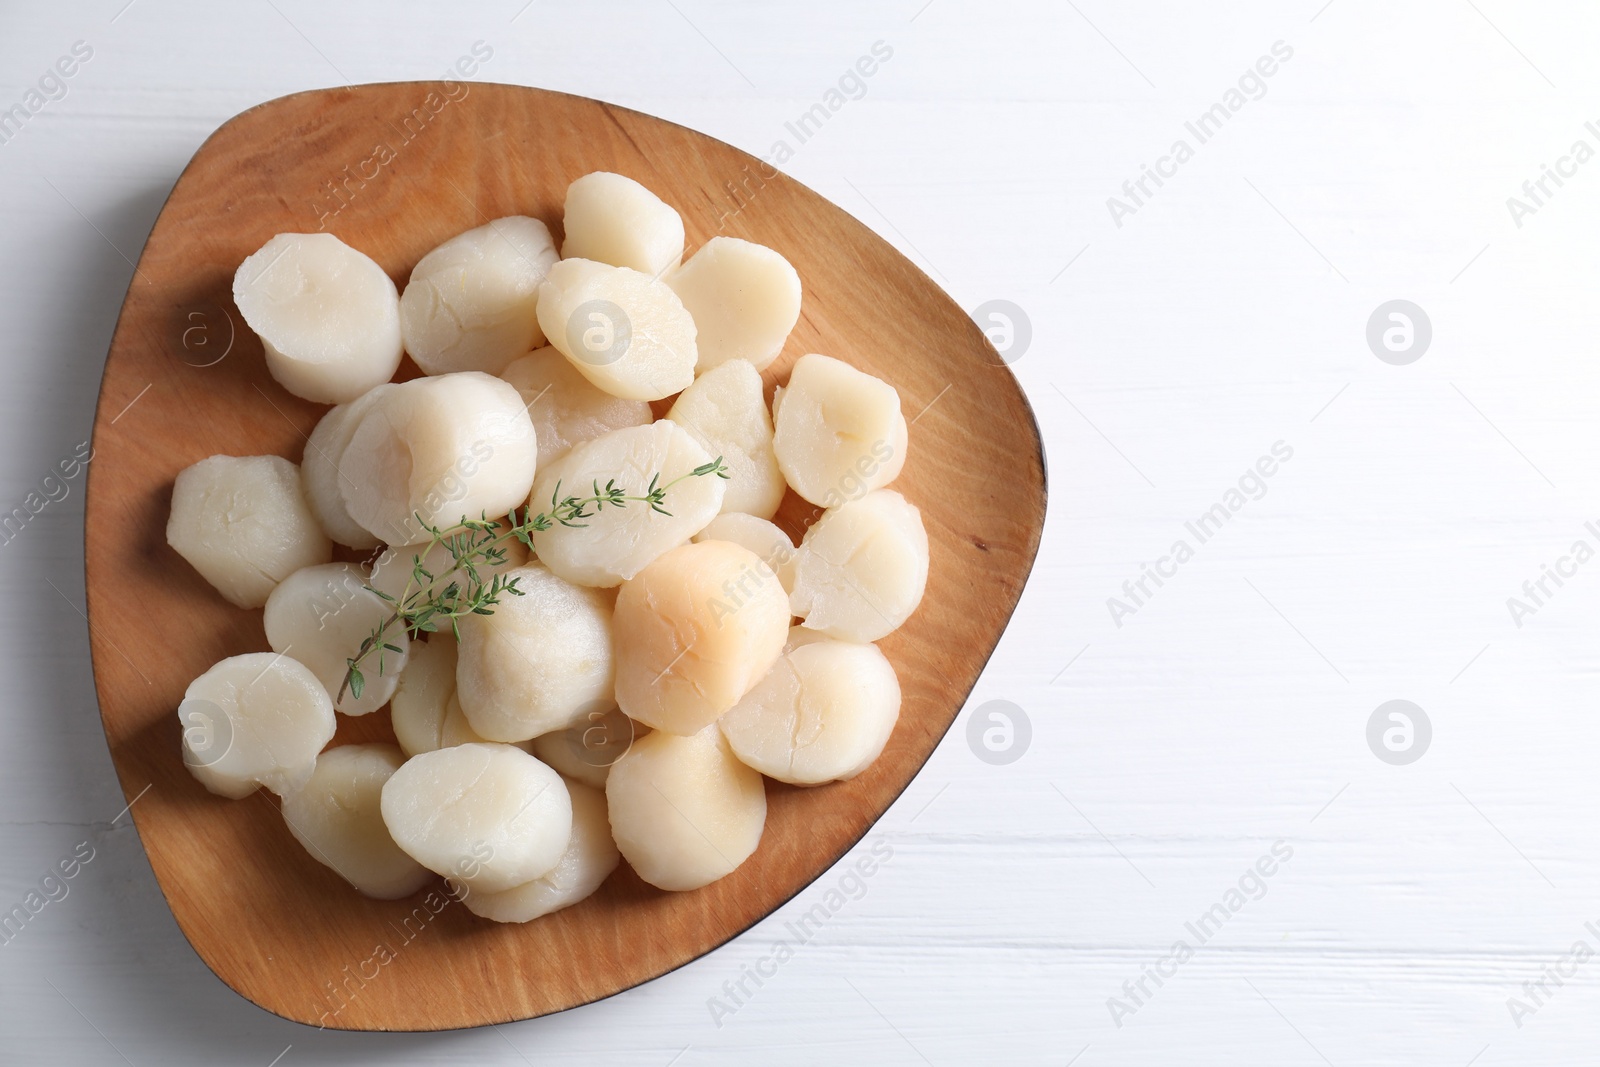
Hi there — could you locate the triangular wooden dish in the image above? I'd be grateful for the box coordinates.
[83,82,1046,1031]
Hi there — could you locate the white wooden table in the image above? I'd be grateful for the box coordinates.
[3,1,1597,1063]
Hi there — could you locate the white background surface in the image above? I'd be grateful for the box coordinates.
[2,0,1599,1063]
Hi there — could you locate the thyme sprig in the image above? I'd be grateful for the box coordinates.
[338,456,729,702]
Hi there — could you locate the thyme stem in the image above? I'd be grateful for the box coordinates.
[337,456,728,703]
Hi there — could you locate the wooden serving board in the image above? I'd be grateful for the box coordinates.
[83,82,1046,1031]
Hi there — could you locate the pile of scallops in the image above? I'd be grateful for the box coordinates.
[167,172,928,921]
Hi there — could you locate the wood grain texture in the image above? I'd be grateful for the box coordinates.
[81,82,1045,1031]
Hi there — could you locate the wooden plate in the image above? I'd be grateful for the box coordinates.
[84,82,1046,1031]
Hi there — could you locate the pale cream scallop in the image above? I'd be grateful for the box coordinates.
[790,489,928,643]
[233,233,403,404]
[535,259,697,401]
[527,421,725,588]
[771,353,908,508]
[299,384,394,550]
[368,530,529,607]
[339,372,538,544]
[606,724,765,891]
[666,359,785,519]
[380,743,572,894]
[530,705,644,789]
[454,564,615,743]
[500,347,651,463]
[720,639,901,785]
[667,237,801,373]
[167,454,332,609]
[463,780,620,923]
[560,171,685,277]
[264,562,410,717]
[612,540,790,735]
[279,744,433,900]
[179,652,336,799]
[693,513,797,595]
[400,216,559,375]
[390,638,499,756]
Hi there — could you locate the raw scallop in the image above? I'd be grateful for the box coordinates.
[263,562,410,717]
[233,233,403,404]
[167,454,332,609]
[667,237,800,373]
[179,652,336,799]
[612,540,790,735]
[605,724,765,891]
[789,489,927,643]
[560,171,684,277]
[666,358,784,519]
[530,705,641,789]
[380,743,572,894]
[462,780,619,922]
[280,743,432,899]
[771,353,907,508]
[299,385,393,550]
[535,258,696,401]
[399,216,559,375]
[454,564,615,743]
[339,372,537,544]
[390,638,498,755]
[500,346,651,463]
[720,639,901,785]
